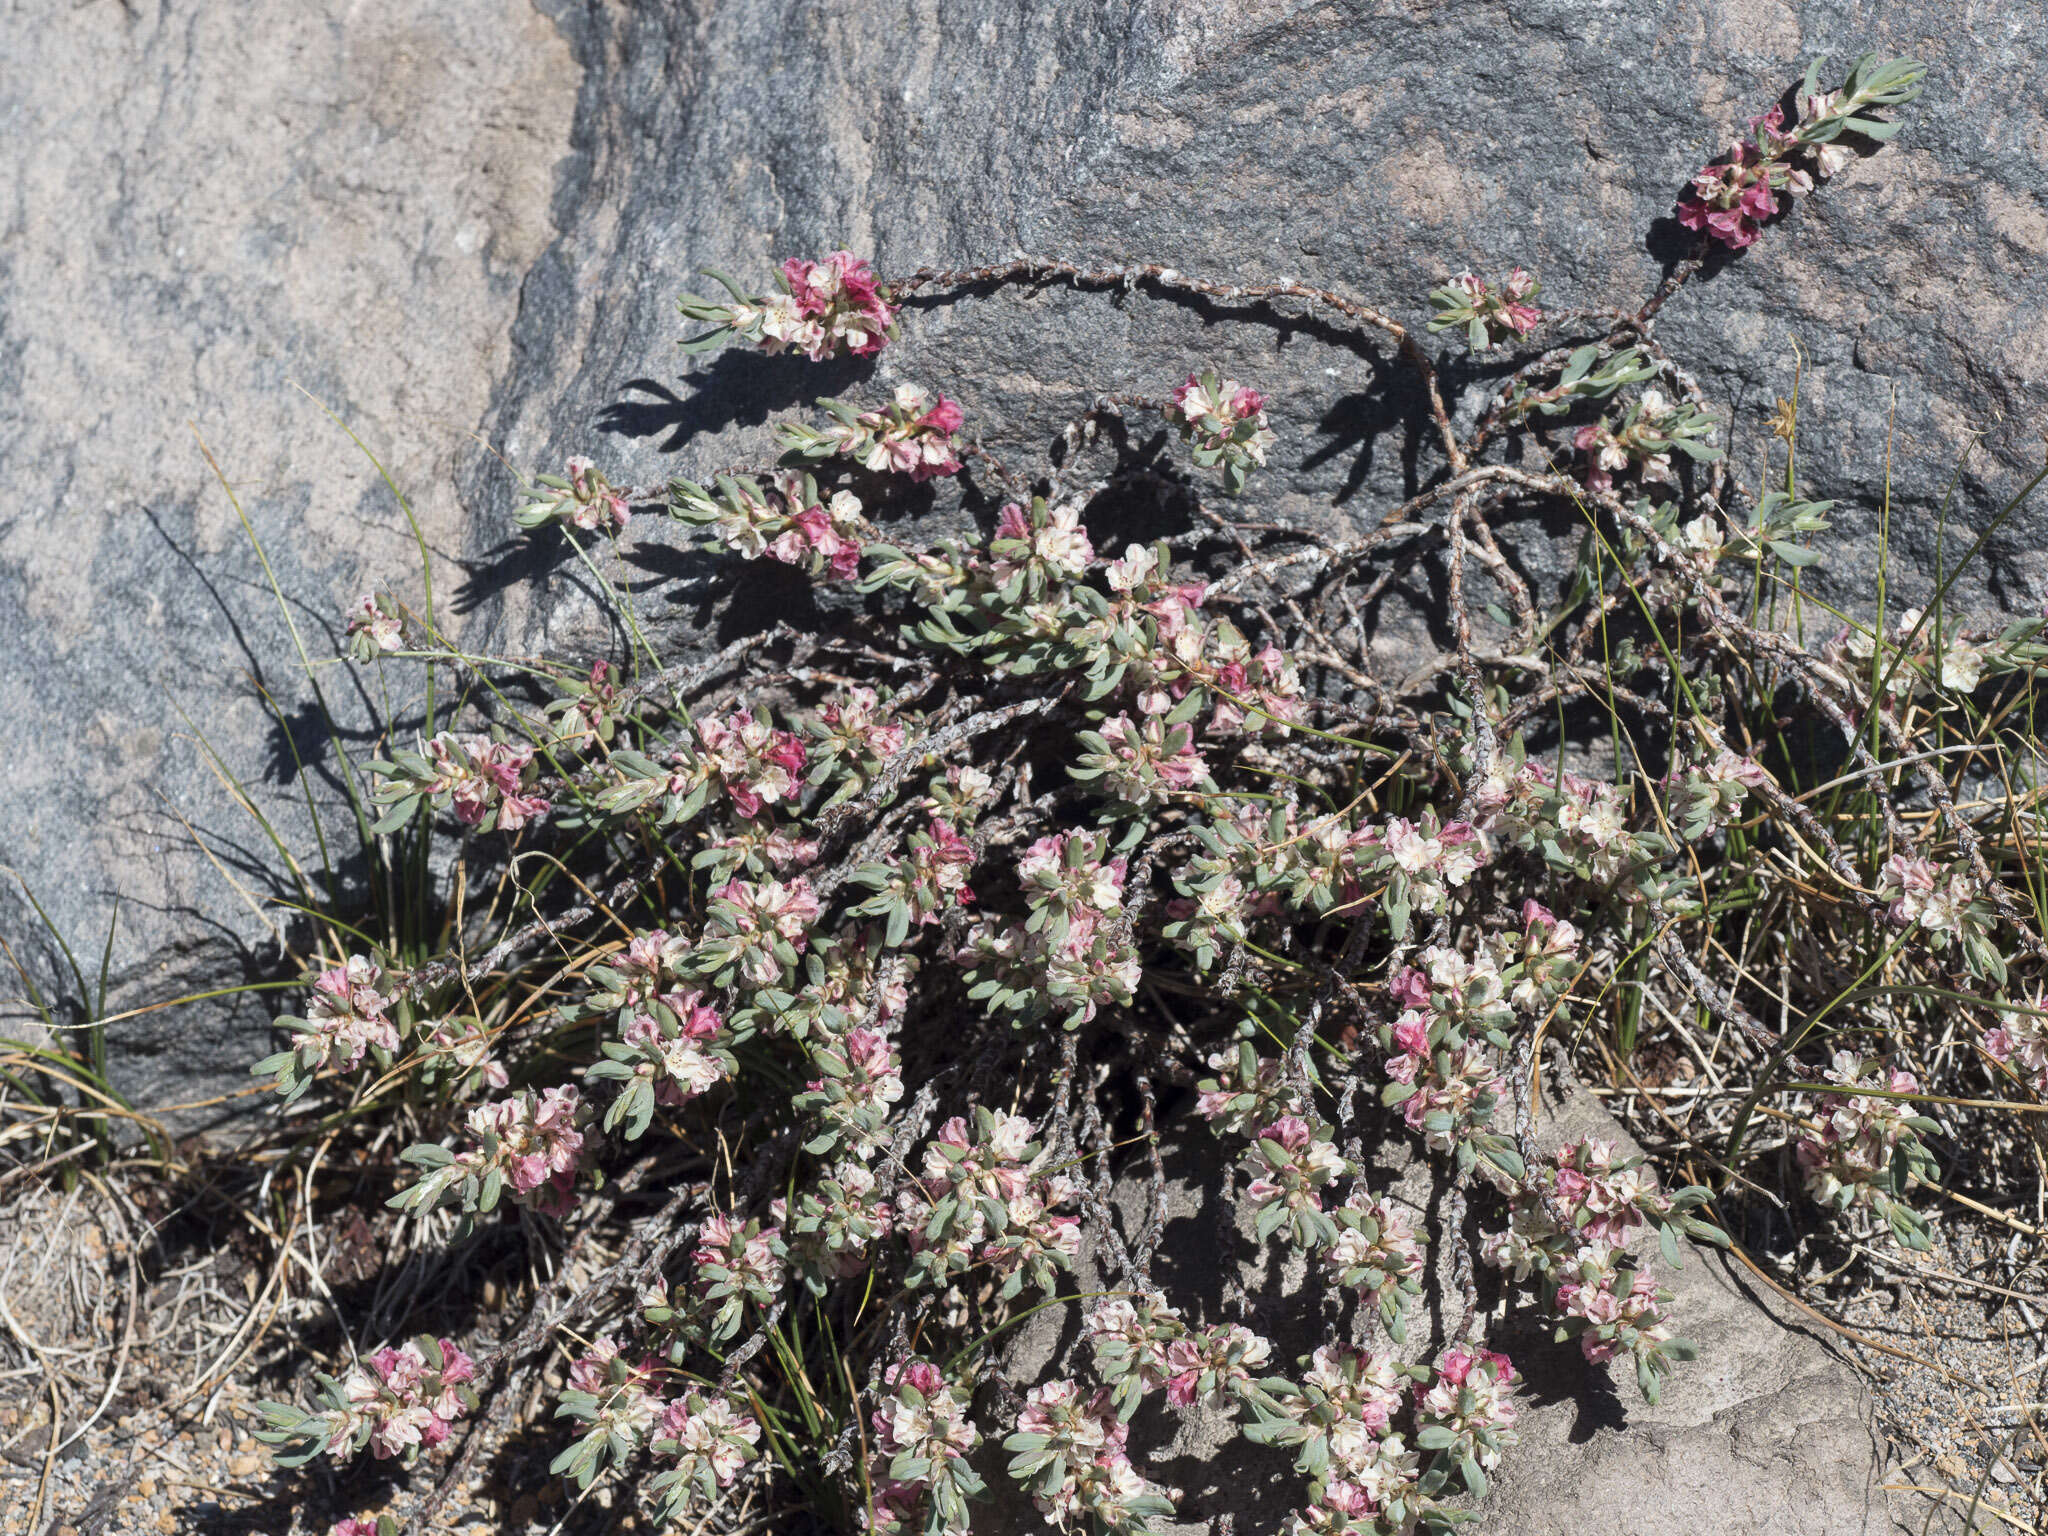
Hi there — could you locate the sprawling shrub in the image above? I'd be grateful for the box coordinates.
[245,52,2048,1536]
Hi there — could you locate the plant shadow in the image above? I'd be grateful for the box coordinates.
[597,347,872,456]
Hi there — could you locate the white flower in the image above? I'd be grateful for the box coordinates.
[1940,641,1985,693]
[988,1111,1037,1162]
[1682,514,1725,561]
[1033,502,1095,576]
[1106,543,1158,592]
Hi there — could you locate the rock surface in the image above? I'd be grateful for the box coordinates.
[1,0,579,1108]
[5,0,2045,1148]
[1474,1091,1889,1534]
[995,1082,1892,1533]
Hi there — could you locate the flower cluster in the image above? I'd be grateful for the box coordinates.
[1476,754,1643,886]
[1004,1381,1177,1535]
[692,1211,788,1344]
[678,250,898,360]
[1678,54,1926,248]
[648,1391,761,1518]
[788,1157,891,1281]
[255,955,401,1100]
[1481,1137,1719,1401]
[1379,813,1487,936]
[1084,1291,1186,1418]
[514,456,632,534]
[1323,1190,1427,1342]
[1072,709,1213,808]
[1160,1321,1276,1413]
[990,496,1096,585]
[696,706,811,818]
[792,1026,904,1157]
[1162,798,1491,966]
[1263,1343,1415,1481]
[1877,854,2004,982]
[1840,605,1991,698]
[776,384,966,480]
[255,1336,477,1470]
[694,874,823,990]
[1985,997,2048,1097]
[849,818,976,941]
[551,1339,666,1490]
[578,930,689,1020]
[345,592,403,661]
[897,1108,1079,1298]
[1427,268,1541,352]
[1379,943,1535,1184]
[370,731,551,835]
[393,1085,589,1224]
[869,1359,986,1536]
[807,685,912,801]
[1383,1031,1510,1182]
[1498,901,1583,1013]
[1795,1050,1940,1247]
[960,831,1140,1028]
[1246,1114,1351,1247]
[589,994,735,1139]
[1244,1342,1516,1531]
[545,658,621,749]
[1677,119,1797,250]
[1548,1245,1681,1387]
[1204,625,1306,737]
[1162,368,1277,495]
[1193,1029,1295,1135]
[1666,748,1768,841]
[1092,541,1303,738]
[1412,1348,1519,1494]
[1571,387,1722,492]
[671,471,870,580]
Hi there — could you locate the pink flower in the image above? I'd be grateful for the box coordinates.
[1164,1343,1202,1407]
[465,1085,585,1210]
[1500,266,1541,333]
[777,251,896,357]
[1258,1115,1312,1152]
[496,791,551,831]
[1436,1349,1477,1387]
[564,457,631,533]
[791,503,834,546]
[1678,144,1779,250]
[370,1344,425,1393]
[1389,966,1432,1011]
[1322,1480,1376,1518]
[919,395,964,435]
[1391,1014,1430,1058]
[697,708,809,818]
[899,1359,945,1399]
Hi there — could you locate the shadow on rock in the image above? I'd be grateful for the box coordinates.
[598,346,873,456]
